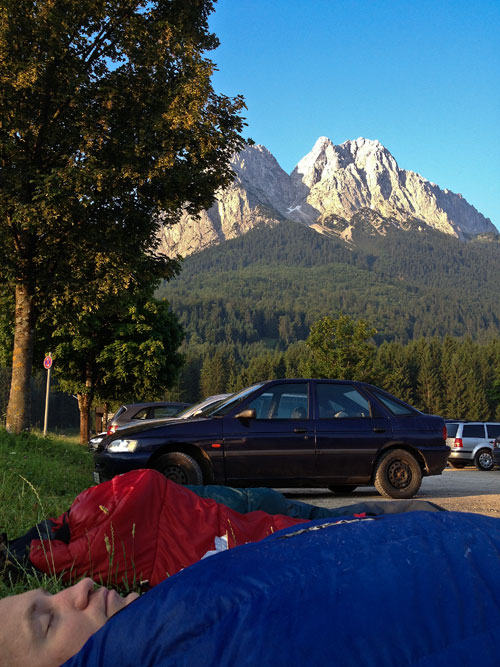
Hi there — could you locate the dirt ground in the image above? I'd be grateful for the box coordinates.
[281,466,500,517]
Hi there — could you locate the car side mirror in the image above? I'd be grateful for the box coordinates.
[235,408,256,420]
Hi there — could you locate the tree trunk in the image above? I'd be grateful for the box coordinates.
[6,284,36,433]
[78,392,93,445]
[77,365,94,444]
[103,402,110,429]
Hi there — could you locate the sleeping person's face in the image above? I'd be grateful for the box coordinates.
[0,578,139,666]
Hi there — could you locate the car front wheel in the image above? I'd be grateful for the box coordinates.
[374,449,422,499]
[474,449,494,471]
[154,452,203,485]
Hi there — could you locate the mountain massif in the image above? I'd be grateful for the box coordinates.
[154,138,499,417]
[158,137,496,257]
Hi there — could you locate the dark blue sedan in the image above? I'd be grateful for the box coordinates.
[93,379,449,499]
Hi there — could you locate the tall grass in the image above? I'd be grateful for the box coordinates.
[0,429,94,596]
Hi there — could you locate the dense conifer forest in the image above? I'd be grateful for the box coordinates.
[158,221,500,346]
[157,220,500,419]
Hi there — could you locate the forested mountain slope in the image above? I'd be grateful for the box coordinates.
[157,220,500,346]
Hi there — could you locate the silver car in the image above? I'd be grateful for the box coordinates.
[108,401,191,433]
[446,421,500,470]
[89,394,231,451]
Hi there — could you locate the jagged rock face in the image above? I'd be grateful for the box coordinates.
[291,137,492,238]
[159,181,283,257]
[231,145,296,217]
[158,137,496,257]
[158,145,287,257]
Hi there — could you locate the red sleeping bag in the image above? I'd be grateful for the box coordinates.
[29,469,306,588]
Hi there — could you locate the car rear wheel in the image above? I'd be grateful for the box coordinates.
[328,485,357,494]
[448,461,467,469]
[154,452,203,485]
[374,449,422,499]
[474,449,494,471]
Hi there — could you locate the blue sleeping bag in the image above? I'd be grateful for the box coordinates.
[65,511,500,666]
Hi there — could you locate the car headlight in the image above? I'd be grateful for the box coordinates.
[88,437,103,452]
[107,439,139,453]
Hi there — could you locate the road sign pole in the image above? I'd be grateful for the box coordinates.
[43,352,52,435]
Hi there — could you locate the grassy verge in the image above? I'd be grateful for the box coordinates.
[0,429,94,596]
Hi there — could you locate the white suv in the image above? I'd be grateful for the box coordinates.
[446,421,500,471]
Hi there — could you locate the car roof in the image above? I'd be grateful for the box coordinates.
[121,401,190,410]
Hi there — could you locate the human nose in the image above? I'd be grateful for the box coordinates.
[55,577,95,610]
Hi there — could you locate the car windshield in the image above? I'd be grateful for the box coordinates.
[175,402,205,419]
[175,397,228,419]
[198,399,230,417]
[209,383,266,416]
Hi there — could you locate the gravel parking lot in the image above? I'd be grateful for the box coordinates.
[281,466,500,517]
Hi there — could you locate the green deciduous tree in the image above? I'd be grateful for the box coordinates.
[0,0,245,432]
[305,314,377,381]
[50,293,184,443]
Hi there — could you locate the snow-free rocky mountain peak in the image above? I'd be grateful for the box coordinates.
[159,137,496,256]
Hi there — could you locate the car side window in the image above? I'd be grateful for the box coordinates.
[462,424,486,438]
[445,423,460,438]
[316,384,371,419]
[132,408,149,420]
[247,384,309,419]
[153,406,182,418]
[370,390,416,416]
[486,424,500,438]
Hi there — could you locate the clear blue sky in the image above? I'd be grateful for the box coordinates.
[209,0,500,230]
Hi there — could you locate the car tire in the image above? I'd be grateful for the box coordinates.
[374,449,422,499]
[154,452,203,485]
[328,485,357,494]
[474,449,494,471]
[448,461,467,469]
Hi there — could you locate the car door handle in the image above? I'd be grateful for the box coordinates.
[373,427,386,433]
[294,428,307,433]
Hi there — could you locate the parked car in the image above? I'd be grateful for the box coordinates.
[445,421,500,471]
[107,401,192,435]
[93,379,449,499]
[89,395,230,451]
[493,437,500,468]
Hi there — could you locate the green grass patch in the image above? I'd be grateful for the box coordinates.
[0,429,94,597]
[0,429,93,535]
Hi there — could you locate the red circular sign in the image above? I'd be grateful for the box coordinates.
[44,356,53,369]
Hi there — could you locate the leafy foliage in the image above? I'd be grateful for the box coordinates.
[0,0,246,431]
[50,293,184,442]
[305,314,376,380]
